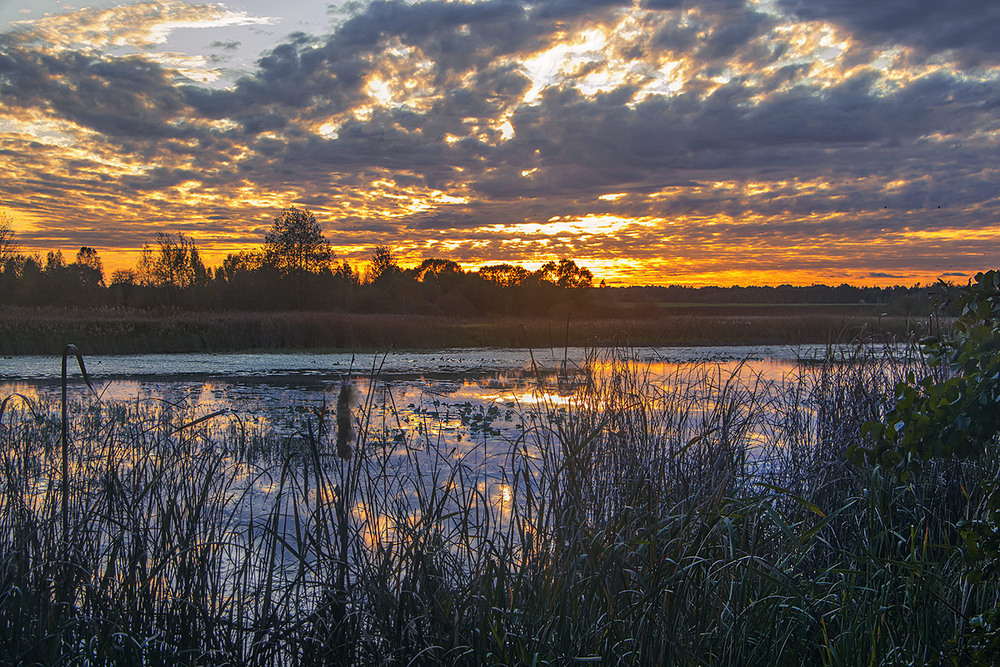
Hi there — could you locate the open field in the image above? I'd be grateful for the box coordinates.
[0,306,936,355]
[0,344,994,664]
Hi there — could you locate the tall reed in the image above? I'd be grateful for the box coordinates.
[0,342,992,664]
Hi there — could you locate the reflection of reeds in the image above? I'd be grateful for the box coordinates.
[0,343,992,663]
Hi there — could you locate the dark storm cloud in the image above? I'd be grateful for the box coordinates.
[645,3,776,55]
[53,57,188,138]
[777,0,1000,64]
[283,116,458,172]
[642,0,684,8]
[120,167,206,191]
[182,37,366,125]
[5,0,772,191]
[642,0,750,10]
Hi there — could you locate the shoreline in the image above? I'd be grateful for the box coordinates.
[2,343,868,384]
[0,306,933,356]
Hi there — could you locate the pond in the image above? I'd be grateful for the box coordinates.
[0,345,834,458]
[1,343,904,560]
[0,343,919,663]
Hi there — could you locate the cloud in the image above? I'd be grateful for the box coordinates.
[0,0,998,285]
[0,46,194,140]
[210,40,241,51]
[776,0,1000,65]
[10,1,274,51]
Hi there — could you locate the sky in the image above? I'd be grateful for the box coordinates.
[0,0,998,286]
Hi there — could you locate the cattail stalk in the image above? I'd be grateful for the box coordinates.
[336,383,355,460]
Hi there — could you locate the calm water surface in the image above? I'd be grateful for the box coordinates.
[0,345,829,382]
[0,345,840,462]
[0,345,829,423]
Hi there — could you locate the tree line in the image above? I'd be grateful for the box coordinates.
[0,208,938,316]
[0,208,596,315]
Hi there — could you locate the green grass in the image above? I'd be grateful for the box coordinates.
[0,342,993,664]
[0,306,932,354]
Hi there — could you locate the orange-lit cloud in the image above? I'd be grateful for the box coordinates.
[0,0,998,286]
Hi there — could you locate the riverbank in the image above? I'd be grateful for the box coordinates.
[0,305,932,355]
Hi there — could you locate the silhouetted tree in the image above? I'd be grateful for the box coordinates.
[142,233,208,290]
[536,258,593,288]
[263,207,333,275]
[414,258,464,282]
[107,269,135,307]
[333,260,360,285]
[220,250,264,281]
[44,250,65,274]
[72,247,105,288]
[368,245,399,283]
[0,222,14,306]
[13,253,42,304]
[214,249,281,309]
[137,233,208,306]
[29,250,74,305]
[405,258,468,313]
[111,269,137,286]
[0,212,17,265]
[479,264,530,288]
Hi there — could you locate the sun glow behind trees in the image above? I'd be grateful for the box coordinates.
[0,207,612,313]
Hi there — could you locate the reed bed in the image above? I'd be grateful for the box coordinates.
[0,306,925,354]
[0,343,994,665]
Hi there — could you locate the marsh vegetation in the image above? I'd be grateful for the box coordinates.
[1,338,996,665]
[0,306,928,355]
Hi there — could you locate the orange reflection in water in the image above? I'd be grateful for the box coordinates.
[353,502,400,550]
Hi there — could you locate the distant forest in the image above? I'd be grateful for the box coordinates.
[0,208,943,317]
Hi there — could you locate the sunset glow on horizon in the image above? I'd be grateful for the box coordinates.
[1,0,998,287]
